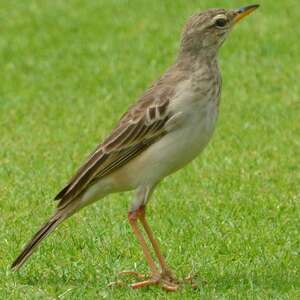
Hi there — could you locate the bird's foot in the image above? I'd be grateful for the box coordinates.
[153,270,199,289]
[108,270,199,291]
[127,271,179,291]
[108,270,183,291]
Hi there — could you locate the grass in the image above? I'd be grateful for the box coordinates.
[0,0,299,299]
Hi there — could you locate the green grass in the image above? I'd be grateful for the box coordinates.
[1,0,299,299]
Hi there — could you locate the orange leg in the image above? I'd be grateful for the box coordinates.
[133,206,198,289]
[126,207,178,291]
[128,209,159,276]
[137,206,176,280]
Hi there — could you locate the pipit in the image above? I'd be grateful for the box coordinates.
[12,4,259,291]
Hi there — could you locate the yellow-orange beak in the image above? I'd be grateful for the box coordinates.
[233,4,259,24]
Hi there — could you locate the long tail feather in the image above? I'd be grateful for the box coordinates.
[11,213,64,271]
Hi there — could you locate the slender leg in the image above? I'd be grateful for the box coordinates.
[138,206,174,279]
[138,206,197,289]
[128,210,159,277]
[109,186,179,291]
[126,208,178,291]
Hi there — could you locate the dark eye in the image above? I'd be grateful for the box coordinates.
[215,18,227,27]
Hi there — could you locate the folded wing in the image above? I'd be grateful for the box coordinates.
[55,94,171,209]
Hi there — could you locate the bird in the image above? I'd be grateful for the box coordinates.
[11,4,259,291]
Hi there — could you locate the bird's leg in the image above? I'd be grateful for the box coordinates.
[121,207,178,291]
[137,205,176,281]
[109,205,194,290]
[138,206,198,289]
[127,209,160,277]
[110,186,178,291]
[109,208,159,288]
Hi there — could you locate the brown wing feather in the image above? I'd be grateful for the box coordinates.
[55,99,170,208]
[55,66,187,208]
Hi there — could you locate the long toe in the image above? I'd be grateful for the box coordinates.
[108,270,148,288]
[130,278,158,289]
[130,275,179,292]
[110,270,181,291]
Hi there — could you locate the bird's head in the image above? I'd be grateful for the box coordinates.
[180,4,259,56]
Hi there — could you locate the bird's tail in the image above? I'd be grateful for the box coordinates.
[11,212,65,271]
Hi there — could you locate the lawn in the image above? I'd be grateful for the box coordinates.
[0,0,299,299]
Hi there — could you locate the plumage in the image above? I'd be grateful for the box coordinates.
[54,65,187,207]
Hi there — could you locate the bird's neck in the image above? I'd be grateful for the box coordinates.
[176,49,219,73]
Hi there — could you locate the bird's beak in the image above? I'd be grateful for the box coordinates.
[233,4,259,24]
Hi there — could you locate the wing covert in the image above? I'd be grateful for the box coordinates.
[55,98,171,208]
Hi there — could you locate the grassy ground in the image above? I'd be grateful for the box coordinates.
[0,0,299,299]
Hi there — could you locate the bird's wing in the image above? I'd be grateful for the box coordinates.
[55,86,176,208]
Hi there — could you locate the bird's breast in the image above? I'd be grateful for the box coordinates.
[106,76,220,190]
[123,98,219,187]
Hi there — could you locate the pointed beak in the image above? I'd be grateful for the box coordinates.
[233,4,259,24]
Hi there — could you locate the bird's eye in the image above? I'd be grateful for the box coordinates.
[215,18,227,28]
